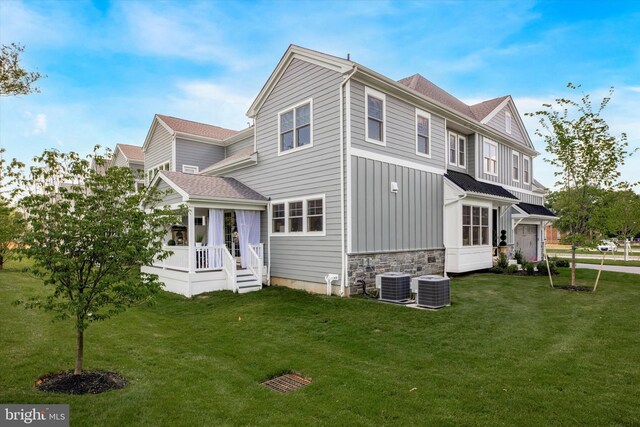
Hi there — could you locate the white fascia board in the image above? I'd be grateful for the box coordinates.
[223,126,254,145]
[200,153,258,176]
[151,172,189,201]
[480,97,511,124]
[187,197,268,209]
[350,147,445,175]
[247,45,354,118]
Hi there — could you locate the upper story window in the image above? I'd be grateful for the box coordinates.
[278,100,312,155]
[415,109,431,157]
[271,195,326,236]
[147,161,170,184]
[512,151,520,182]
[523,156,531,184]
[505,112,512,134]
[483,139,498,176]
[365,87,386,145]
[448,131,466,168]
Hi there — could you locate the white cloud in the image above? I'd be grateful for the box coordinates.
[33,113,47,134]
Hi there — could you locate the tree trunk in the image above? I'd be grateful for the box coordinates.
[74,328,84,375]
[0,254,3,270]
[571,245,576,287]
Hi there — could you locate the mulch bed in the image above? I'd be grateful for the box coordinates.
[35,370,127,395]
[554,285,593,292]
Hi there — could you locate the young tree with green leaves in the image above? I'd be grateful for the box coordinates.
[1,43,45,96]
[527,84,631,288]
[8,148,183,374]
[0,196,23,270]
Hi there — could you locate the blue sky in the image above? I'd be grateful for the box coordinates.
[1,0,639,189]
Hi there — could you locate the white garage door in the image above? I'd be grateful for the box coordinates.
[514,224,538,261]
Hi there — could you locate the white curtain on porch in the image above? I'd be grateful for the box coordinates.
[208,208,224,269]
[235,210,260,269]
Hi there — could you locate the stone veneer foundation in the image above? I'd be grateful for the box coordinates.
[347,249,445,295]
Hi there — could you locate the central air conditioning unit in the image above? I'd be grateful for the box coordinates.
[376,272,411,303]
[416,275,450,309]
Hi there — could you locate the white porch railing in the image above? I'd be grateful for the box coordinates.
[155,245,226,272]
[195,246,225,271]
[248,243,264,285]
[222,245,237,292]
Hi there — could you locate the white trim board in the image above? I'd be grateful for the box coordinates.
[350,147,445,176]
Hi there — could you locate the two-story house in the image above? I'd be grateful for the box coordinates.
[109,143,146,191]
[141,45,556,298]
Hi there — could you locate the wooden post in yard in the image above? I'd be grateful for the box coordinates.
[545,255,554,288]
[593,251,606,292]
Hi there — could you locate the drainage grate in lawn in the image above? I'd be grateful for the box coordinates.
[261,373,311,393]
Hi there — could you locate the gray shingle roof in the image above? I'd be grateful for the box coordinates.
[156,114,239,140]
[397,74,509,122]
[200,147,255,175]
[159,171,267,201]
[517,202,557,218]
[445,170,518,200]
[116,144,144,162]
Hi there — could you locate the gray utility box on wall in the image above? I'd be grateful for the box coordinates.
[416,275,451,309]
[376,272,412,302]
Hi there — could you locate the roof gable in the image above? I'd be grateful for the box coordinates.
[480,97,534,149]
[246,45,354,118]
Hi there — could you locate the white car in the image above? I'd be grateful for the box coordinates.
[597,240,617,252]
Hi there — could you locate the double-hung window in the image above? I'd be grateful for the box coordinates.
[416,109,431,157]
[271,195,325,235]
[365,87,385,144]
[523,156,531,184]
[279,100,312,154]
[462,205,489,246]
[448,131,466,168]
[147,161,170,184]
[483,139,498,175]
[512,151,520,182]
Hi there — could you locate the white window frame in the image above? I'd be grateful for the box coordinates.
[483,139,498,176]
[415,108,431,158]
[269,194,326,237]
[462,205,490,247]
[512,150,520,182]
[365,86,386,146]
[277,98,314,156]
[147,161,170,184]
[523,155,531,184]
[182,164,199,174]
[505,111,512,134]
[448,131,466,169]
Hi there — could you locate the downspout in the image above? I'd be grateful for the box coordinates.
[267,199,272,286]
[338,65,358,297]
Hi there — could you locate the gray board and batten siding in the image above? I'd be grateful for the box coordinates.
[477,134,533,191]
[350,80,446,170]
[350,156,443,253]
[226,57,344,284]
[175,138,225,173]
[226,134,254,157]
[145,122,173,173]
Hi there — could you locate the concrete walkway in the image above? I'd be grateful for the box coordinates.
[575,263,640,275]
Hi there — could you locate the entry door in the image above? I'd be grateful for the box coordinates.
[224,211,241,260]
[514,224,538,261]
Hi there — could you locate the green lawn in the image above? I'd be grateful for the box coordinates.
[1,259,639,426]
[548,248,640,256]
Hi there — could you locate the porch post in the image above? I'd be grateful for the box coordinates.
[188,206,196,274]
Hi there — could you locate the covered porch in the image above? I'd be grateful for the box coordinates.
[143,171,268,297]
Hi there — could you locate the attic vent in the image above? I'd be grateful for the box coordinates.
[261,373,312,393]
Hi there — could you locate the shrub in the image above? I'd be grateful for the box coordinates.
[499,230,507,247]
[497,253,509,269]
[167,239,176,246]
[555,259,570,268]
[522,261,535,275]
[514,249,524,265]
[490,265,504,274]
[506,264,519,274]
[537,260,558,275]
